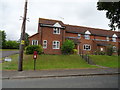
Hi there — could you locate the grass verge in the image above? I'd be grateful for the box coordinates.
[90,55,119,68]
[2,54,98,70]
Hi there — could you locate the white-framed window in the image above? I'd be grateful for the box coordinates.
[43,40,47,49]
[100,47,103,51]
[53,28,60,34]
[78,34,81,38]
[112,37,116,42]
[84,35,90,40]
[106,37,109,41]
[32,40,38,45]
[113,46,117,52]
[83,44,91,51]
[53,41,60,49]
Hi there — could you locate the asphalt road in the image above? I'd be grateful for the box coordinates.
[0,50,19,58]
[2,75,118,88]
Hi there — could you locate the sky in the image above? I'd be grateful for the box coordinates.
[0,0,113,41]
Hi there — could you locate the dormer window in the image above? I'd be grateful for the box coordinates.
[53,28,60,34]
[106,37,109,41]
[78,34,81,38]
[84,35,90,40]
[84,30,91,40]
[112,34,117,42]
[112,37,116,42]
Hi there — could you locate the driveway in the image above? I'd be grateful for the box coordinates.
[0,50,19,58]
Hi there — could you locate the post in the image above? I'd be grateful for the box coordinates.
[34,59,36,70]
[18,0,28,71]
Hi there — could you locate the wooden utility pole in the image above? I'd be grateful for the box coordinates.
[18,0,28,71]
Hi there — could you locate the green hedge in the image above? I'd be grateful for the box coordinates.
[25,45,43,55]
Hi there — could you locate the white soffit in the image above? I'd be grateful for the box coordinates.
[85,30,91,35]
[112,34,117,37]
[53,22,62,27]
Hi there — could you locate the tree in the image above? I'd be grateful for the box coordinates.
[5,40,20,49]
[19,33,29,47]
[0,30,6,48]
[61,39,75,54]
[25,33,29,47]
[97,1,120,30]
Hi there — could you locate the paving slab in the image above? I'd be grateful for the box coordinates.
[2,68,119,79]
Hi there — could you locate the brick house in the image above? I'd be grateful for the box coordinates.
[29,18,120,55]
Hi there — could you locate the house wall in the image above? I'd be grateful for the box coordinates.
[29,33,40,45]
[39,27,64,54]
[29,19,120,55]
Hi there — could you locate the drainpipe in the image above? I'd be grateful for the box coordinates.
[77,44,79,55]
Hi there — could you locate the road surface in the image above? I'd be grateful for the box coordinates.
[0,50,19,58]
[2,75,118,88]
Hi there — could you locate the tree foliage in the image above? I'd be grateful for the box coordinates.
[0,30,6,48]
[25,33,29,47]
[61,39,75,54]
[97,1,120,30]
[5,40,20,49]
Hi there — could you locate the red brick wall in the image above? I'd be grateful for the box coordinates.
[40,27,64,54]
[29,33,40,45]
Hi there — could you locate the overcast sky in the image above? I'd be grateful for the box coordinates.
[0,0,112,40]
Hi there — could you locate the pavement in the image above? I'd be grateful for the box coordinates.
[2,68,119,80]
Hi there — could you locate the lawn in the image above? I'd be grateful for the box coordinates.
[1,54,97,70]
[90,55,119,68]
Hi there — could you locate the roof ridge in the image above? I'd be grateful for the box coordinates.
[39,18,62,22]
[65,24,119,32]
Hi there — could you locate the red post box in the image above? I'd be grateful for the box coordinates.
[33,51,37,59]
[33,51,37,70]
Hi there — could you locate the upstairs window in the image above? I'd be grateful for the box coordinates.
[43,40,47,49]
[83,44,91,51]
[53,41,60,49]
[32,40,38,45]
[112,37,116,42]
[112,34,117,42]
[78,34,81,38]
[53,28,60,34]
[106,37,109,41]
[84,35,90,40]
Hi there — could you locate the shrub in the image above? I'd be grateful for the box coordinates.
[25,45,43,55]
[98,51,106,55]
[106,44,113,56]
[73,49,78,54]
[94,51,105,55]
[61,39,75,54]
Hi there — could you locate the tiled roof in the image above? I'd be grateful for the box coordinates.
[39,18,120,38]
[65,24,120,37]
[39,18,65,26]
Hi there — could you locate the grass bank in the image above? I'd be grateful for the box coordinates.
[2,54,97,70]
[90,55,119,68]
